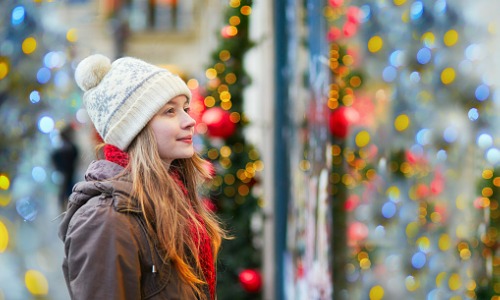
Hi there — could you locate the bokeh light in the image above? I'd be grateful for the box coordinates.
[416,47,432,64]
[38,116,54,133]
[355,131,370,147]
[22,37,37,55]
[411,251,427,269]
[36,67,51,84]
[477,133,492,149]
[440,67,455,84]
[410,1,423,20]
[0,60,9,80]
[29,90,41,103]
[0,220,8,253]
[382,66,397,82]
[444,29,459,47]
[66,28,78,42]
[15,197,37,221]
[11,6,25,25]
[394,114,410,131]
[475,84,489,101]
[0,175,10,190]
[368,36,383,53]
[468,108,479,121]
[369,285,384,300]
[25,270,48,296]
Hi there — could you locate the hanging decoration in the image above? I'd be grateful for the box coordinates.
[238,269,262,293]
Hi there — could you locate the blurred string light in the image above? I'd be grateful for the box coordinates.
[475,84,489,101]
[359,5,371,23]
[468,108,479,121]
[0,60,9,80]
[29,91,40,103]
[66,28,78,42]
[22,37,37,54]
[36,67,51,84]
[382,66,397,82]
[434,0,447,15]
[0,220,8,253]
[11,6,25,25]
[24,270,48,296]
[0,175,10,191]
[15,197,37,222]
[476,133,492,149]
[38,116,54,133]
[43,51,66,69]
[410,1,424,20]
[416,47,432,64]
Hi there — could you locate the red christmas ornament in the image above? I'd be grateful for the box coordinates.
[346,6,362,24]
[201,107,236,139]
[329,106,358,139]
[347,222,368,243]
[238,269,262,293]
[327,27,342,41]
[342,21,358,38]
[329,0,343,8]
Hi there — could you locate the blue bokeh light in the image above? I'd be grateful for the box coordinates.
[11,6,25,26]
[434,0,447,15]
[417,47,432,64]
[443,127,458,143]
[487,148,500,165]
[468,108,479,121]
[16,197,38,221]
[54,71,70,88]
[36,67,51,84]
[382,66,397,82]
[410,71,421,83]
[389,50,404,67]
[477,133,493,149]
[436,149,447,161]
[382,202,397,219]
[29,90,40,103]
[410,1,424,20]
[32,166,47,183]
[44,51,66,69]
[416,128,431,145]
[475,84,489,101]
[359,5,371,23]
[38,116,54,133]
[411,251,426,269]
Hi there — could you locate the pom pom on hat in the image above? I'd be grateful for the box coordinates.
[75,54,111,91]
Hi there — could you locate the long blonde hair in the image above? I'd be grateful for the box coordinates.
[126,126,226,299]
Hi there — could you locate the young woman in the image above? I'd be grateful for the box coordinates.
[58,54,225,299]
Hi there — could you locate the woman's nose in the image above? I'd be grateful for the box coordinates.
[183,112,196,128]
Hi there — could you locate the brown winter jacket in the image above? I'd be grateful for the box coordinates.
[58,160,203,299]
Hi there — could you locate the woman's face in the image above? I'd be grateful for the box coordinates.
[149,95,196,165]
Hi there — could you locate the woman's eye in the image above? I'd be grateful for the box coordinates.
[184,107,191,113]
[164,108,175,114]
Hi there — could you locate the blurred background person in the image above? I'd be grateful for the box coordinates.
[51,125,79,211]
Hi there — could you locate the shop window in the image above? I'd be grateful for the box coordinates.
[127,0,194,32]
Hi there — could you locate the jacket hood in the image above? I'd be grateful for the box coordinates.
[58,160,139,241]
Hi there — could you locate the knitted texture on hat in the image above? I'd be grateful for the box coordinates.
[75,54,192,150]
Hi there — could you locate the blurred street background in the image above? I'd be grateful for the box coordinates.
[0,0,499,299]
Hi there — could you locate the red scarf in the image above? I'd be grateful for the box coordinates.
[104,144,216,299]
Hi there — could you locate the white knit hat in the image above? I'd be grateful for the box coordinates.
[74,54,192,150]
